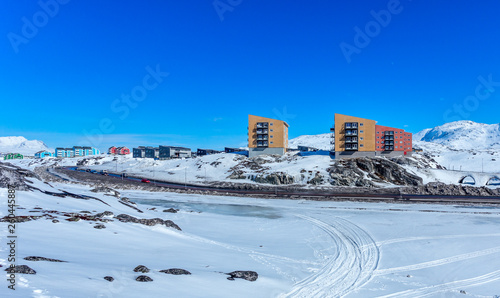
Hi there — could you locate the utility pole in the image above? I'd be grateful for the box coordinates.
[482,158,484,173]
[185,168,187,189]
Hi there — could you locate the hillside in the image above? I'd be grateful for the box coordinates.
[0,136,50,155]
[288,133,331,150]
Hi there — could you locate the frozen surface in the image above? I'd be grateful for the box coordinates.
[1,179,500,297]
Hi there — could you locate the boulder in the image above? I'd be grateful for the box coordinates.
[159,268,191,275]
[133,265,150,273]
[24,256,66,262]
[5,265,36,274]
[226,271,258,281]
[136,275,153,282]
[104,276,114,282]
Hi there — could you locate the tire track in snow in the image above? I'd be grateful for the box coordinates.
[372,233,500,247]
[375,245,500,276]
[282,215,379,297]
[379,269,500,298]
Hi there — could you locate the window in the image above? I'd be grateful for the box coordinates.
[377,146,379,148]
[360,130,364,133]
[360,137,364,140]
[270,123,273,126]
[270,135,274,138]
[270,129,274,132]
[377,136,379,139]
[270,141,274,144]
[360,123,364,126]
[400,141,403,143]
[360,144,364,147]
[377,141,379,144]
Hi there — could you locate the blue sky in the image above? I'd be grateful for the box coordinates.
[2,0,500,151]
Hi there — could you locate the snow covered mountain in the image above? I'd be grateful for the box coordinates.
[0,136,50,155]
[414,121,500,150]
[289,133,331,150]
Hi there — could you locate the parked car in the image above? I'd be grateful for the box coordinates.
[141,179,150,183]
[121,173,128,178]
[86,169,91,172]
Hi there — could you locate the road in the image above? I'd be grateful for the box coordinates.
[58,166,500,204]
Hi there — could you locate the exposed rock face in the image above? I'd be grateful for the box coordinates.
[226,271,258,281]
[254,172,294,185]
[115,214,181,231]
[94,224,106,229]
[307,173,324,185]
[104,276,114,282]
[136,275,153,282]
[133,265,150,273]
[95,211,114,218]
[0,163,36,191]
[328,157,423,187]
[90,186,120,197]
[24,256,66,262]
[5,265,36,274]
[404,182,500,196]
[159,268,191,275]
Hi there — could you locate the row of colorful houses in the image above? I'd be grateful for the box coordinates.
[108,146,130,155]
[54,146,100,158]
[3,153,24,160]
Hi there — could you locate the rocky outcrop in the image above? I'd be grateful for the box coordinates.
[90,186,120,197]
[226,271,258,281]
[254,172,294,185]
[133,265,150,273]
[94,224,106,229]
[115,214,181,230]
[24,256,66,262]
[0,163,37,191]
[104,276,114,282]
[328,157,423,187]
[404,182,500,196]
[5,265,36,274]
[159,268,191,275]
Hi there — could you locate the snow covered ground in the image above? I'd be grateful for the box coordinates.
[1,178,500,297]
[0,137,50,156]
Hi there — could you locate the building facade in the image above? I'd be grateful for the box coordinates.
[197,149,221,156]
[332,113,412,159]
[109,146,130,155]
[248,115,289,158]
[133,146,146,158]
[35,151,53,158]
[4,153,23,160]
[55,147,99,158]
[159,146,192,159]
[145,147,159,159]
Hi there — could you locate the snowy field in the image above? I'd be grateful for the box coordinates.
[1,178,500,297]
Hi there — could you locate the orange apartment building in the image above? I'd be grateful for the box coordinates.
[331,113,412,159]
[248,115,289,157]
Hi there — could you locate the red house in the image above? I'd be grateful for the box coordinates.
[375,125,412,155]
[116,147,130,155]
[108,146,117,154]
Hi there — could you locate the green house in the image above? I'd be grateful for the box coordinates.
[4,153,23,160]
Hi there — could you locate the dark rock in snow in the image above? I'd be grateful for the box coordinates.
[136,275,153,282]
[159,268,191,275]
[5,265,36,274]
[52,219,59,223]
[162,208,178,213]
[104,276,114,282]
[94,224,106,229]
[24,256,66,262]
[115,214,181,230]
[133,265,150,273]
[226,271,258,281]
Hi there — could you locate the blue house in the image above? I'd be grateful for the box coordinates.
[35,151,54,158]
[55,146,100,158]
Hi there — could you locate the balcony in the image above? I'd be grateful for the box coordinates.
[345,122,358,129]
[256,122,268,129]
[345,144,358,151]
[384,131,395,136]
[345,137,358,143]
[384,136,394,140]
[384,146,394,151]
[256,129,268,134]
[257,141,268,147]
[257,136,268,140]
